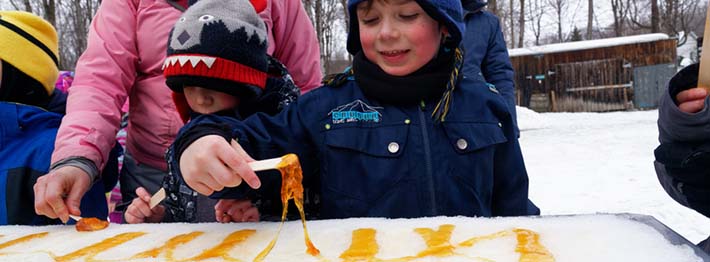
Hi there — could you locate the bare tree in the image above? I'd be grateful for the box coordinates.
[39,0,57,27]
[587,0,593,39]
[302,0,345,74]
[509,0,516,48]
[9,0,34,13]
[546,0,566,43]
[8,0,100,70]
[339,0,349,33]
[488,0,499,17]
[610,0,628,36]
[652,0,660,32]
[528,0,545,45]
[628,0,703,45]
[23,0,33,12]
[629,0,663,33]
[496,0,513,47]
[57,0,99,69]
[518,0,525,47]
[671,0,703,45]
[339,0,350,63]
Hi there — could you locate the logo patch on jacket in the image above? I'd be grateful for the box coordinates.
[329,100,383,124]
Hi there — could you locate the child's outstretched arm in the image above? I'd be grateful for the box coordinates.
[654,63,710,219]
[215,199,259,223]
[125,187,166,224]
[171,99,318,200]
[179,135,261,196]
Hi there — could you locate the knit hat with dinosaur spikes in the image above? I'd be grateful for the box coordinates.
[164,0,268,100]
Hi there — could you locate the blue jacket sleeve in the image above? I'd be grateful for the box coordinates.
[654,63,710,218]
[480,11,516,122]
[492,120,539,216]
[171,99,319,200]
[463,10,517,133]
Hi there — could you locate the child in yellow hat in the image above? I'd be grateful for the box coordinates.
[0,11,59,108]
[0,11,116,225]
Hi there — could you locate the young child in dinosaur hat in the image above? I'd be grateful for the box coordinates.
[124,0,300,223]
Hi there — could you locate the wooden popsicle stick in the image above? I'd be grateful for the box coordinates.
[698,3,710,93]
[229,139,284,171]
[143,158,280,208]
[149,188,166,209]
[248,157,284,172]
[68,214,82,222]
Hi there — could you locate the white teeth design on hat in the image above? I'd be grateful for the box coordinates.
[188,57,201,67]
[177,56,190,66]
[163,55,219,70]
[202,57,216,68]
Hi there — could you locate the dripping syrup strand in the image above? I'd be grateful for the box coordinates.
[253,154,320,262]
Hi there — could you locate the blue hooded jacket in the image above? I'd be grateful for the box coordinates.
[460,0,517,132]
[0,102,113,225]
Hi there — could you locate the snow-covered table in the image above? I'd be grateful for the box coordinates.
[0,213,706,261]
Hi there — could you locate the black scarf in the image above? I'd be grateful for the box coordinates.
[353,48,454,105]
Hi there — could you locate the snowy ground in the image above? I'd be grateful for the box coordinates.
[517,107,710,243]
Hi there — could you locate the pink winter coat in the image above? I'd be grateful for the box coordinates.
[52,0,322,171]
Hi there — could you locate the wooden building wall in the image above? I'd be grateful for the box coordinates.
[511,39,677,112]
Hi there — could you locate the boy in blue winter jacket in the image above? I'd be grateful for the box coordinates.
[654,63,710,253]
[0,11,114,225]
[172,0,539,219]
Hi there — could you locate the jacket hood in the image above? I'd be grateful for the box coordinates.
[461,0,487,12]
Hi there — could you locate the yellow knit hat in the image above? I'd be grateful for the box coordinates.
[0,11,59,95]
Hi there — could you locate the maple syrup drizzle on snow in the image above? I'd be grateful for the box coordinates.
[254,154,320,261]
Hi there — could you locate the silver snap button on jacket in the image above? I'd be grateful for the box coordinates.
[456,139,468,150]
[388,142,400,154]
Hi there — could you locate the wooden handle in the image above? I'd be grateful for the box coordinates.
[149,188,166,209]
[230,139,283,171]
[698,3,710,92]
[248,157,283,172]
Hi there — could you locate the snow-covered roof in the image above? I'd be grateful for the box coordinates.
[509,33,671,57]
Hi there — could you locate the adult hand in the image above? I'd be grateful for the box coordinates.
[124,187,166,224]
[215,199,259,223]
[34,166,91,223]
[676,87,708,113]
[179,135,261,196]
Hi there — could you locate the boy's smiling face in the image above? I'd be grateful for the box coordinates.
[183,86,239,114]
[357,0,443,76]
